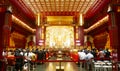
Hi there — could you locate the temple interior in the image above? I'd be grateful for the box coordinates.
[0,0,120,71]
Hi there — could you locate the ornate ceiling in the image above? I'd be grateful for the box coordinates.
[8,0,110,30]
[22,0,95,15]
[9,0,110,19]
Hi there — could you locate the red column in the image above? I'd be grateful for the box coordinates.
[0,12,6,71]
[108,5,120,71]
[0,7,6,59]
[44,26,46,48]
[78,26,84,46]
[76,26,84,47]
[3,11,12,48]
[36,26,44,47]
[0,7,12,71]
[108,6,120,59]
[36,27,41,45]
[74,26,76,48]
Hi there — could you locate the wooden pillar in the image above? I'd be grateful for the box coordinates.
[75,26,84,49]
[108,4,120,71]
[108,5,120,59]
[0,7,6,59]
[36,26,45,48]
[36,26,42,45]
[44,26,46,48]
[3,10,12,48]
[75,13,84,48]
[74,26,76,49]
[78,26,84,46]
[0,6,12,71]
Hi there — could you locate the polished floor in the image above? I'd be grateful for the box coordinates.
[7,56,114,71]
[34,56,86,71]
[35,62,85,71]
[6,56,89,71]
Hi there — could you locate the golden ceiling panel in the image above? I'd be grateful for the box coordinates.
[22,0,96,15]
[46,16,73,24]
[47,16,73,21]
[47,21,73,25]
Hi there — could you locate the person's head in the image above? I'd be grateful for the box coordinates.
[99,48,103,51]
[26,49,30,53]
[23,49,26,52]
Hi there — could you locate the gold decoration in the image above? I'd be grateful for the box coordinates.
[45,26,74,48]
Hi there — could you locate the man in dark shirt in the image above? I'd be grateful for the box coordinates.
[15,49,24,71]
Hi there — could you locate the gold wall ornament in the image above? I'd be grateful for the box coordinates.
[45,26,74,48]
